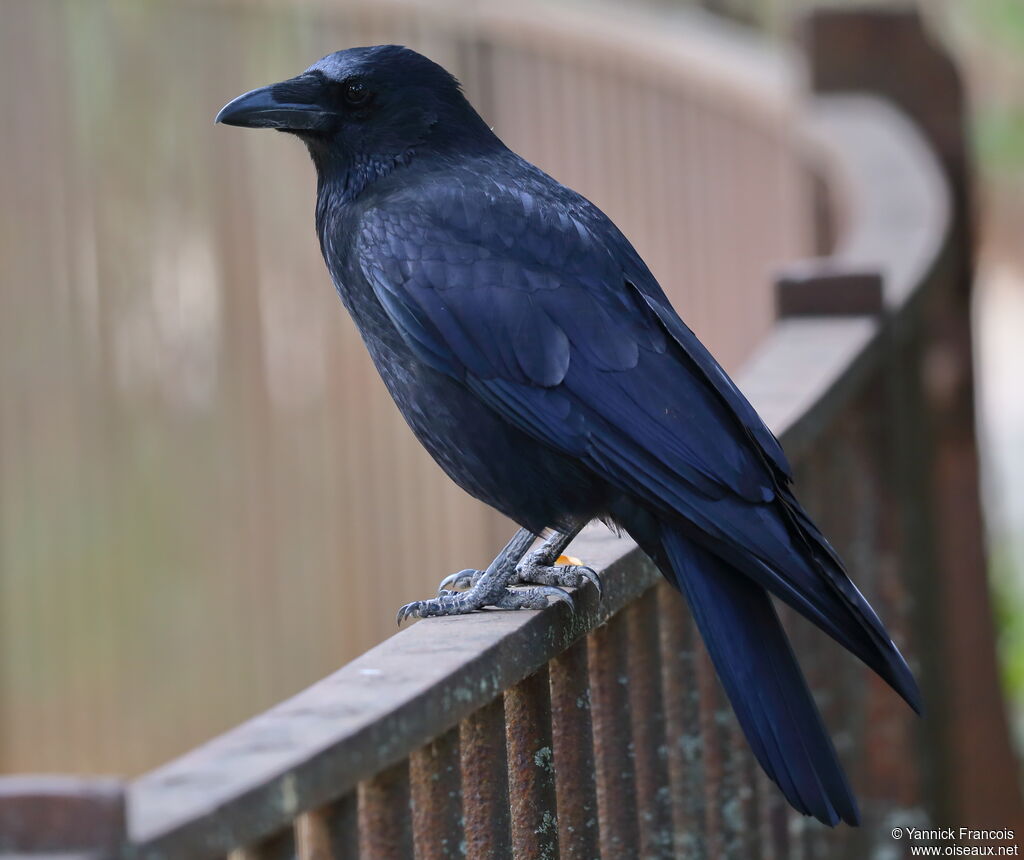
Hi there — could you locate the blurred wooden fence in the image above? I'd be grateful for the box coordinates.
[0,0,810,775]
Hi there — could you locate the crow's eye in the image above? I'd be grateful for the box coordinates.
[343,80,370,106]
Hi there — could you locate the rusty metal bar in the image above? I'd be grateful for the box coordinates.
[717,706,742,857]
[755,766,783,860]
[230,827,297,860]
[696,647,724,860]
[657,581,704,857]
[549,637,600,860]
[738,752,763,860]
[410,726,463,860]
[460,696,512,859]
[730,722,760,859]
[741,753,765,860]
[359,759,413,860]
[504,666,559,858]
[625,587,673,858]
[296,794,358,860]
[589,609,640,857]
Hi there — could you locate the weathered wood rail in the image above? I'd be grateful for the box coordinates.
[2,3,1019,858]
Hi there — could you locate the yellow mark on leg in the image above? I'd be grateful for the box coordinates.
[556,555,583,567]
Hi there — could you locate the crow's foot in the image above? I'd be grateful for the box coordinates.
[397,584,573,623]
[399,522,595,625]
[436,555,601,598]
[515,551,602,598]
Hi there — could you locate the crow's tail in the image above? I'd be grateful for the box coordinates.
[658,523,860,826]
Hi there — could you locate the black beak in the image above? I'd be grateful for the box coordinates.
[215,76,334,131]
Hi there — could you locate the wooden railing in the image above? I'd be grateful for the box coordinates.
[3,4,1019,859]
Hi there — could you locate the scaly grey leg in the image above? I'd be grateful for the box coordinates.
[433,526,535,594]
[515,520,602,596]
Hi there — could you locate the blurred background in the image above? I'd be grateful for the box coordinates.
[0,0,1020,777]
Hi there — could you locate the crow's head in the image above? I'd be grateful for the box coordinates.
[216,46,497,177]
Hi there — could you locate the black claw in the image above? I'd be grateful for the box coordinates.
[580,566,603,598]
[436,568,479,595]
[540,585,575,614]
[396,602,422,625]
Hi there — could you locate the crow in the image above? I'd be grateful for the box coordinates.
[217,45,920,826]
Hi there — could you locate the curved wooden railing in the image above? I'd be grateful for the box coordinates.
[2,4,1018,859]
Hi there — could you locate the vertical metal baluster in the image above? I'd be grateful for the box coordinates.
[460,697,512,859]
[589,609,640,857]
[727,720,759,859]
[410,727,463,860]
[803,442,846,860]
[505,667,559,858]
[657,580,704,858]
[717,682,747,860]
[696,647,724,860]
[549,637,600,860]
[359,759,413,860]
[626,588,673,858]
[742,746,765,860]
[296,793,359,860]
[757,765,787,860]
[787,808,807,860]
[229,827,296,860]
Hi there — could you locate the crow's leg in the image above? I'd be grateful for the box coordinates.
[515,520,602,596]
[397,528,573,623]
[432,527,535,594]
[435,519,599,595]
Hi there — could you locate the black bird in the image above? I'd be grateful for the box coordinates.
[217,45,920,826]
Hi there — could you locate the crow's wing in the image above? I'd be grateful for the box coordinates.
[355,177,917,711]
[358,179,780,506]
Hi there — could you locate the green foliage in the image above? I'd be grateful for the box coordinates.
[966,0,1024,53]
[974,107,1024,174]
[990,538,1024,743]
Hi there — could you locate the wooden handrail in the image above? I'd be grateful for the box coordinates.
[129,531,656,856]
